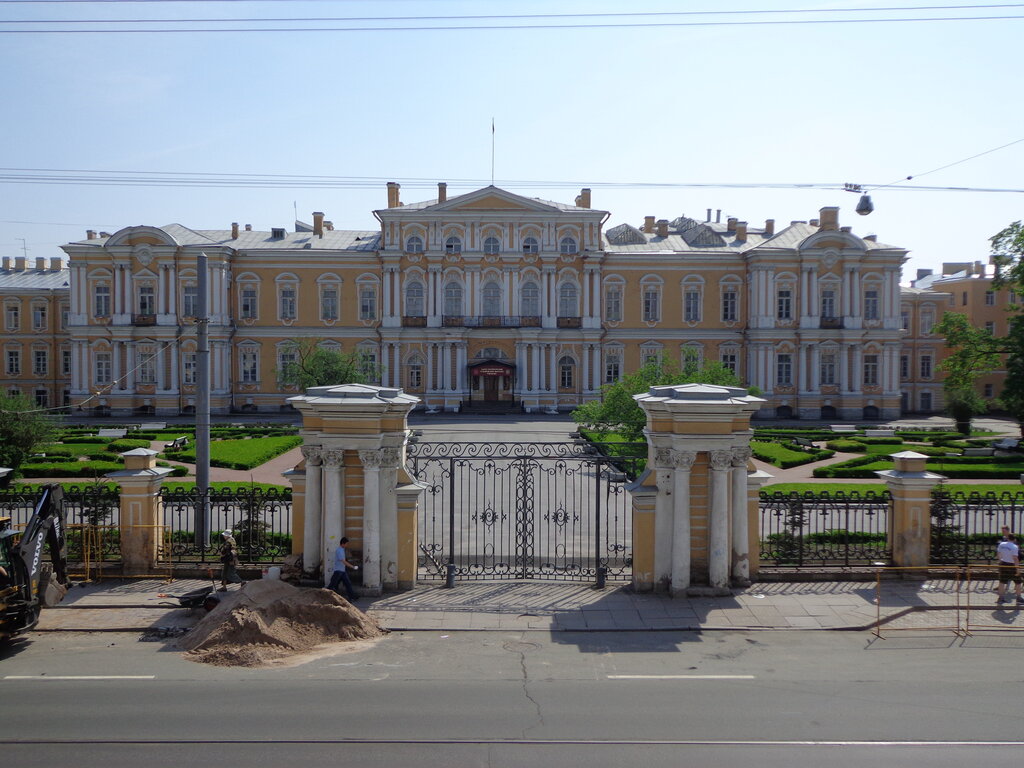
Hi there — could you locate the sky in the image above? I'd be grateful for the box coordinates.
[0,0,1021,282]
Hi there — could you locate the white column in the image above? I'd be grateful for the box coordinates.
[124,268,133,315]
[426,343,435,391]
[515,343,525,392]
[125,341,136,391]
[583,272,591,319]
[840,344,852,393]
[113,266,123,315]
[168,265,177,317]
[382,268,392,319]
[811,345,820,391]
[301,447,323,575]
[671,451,696,594]
[112,341,123,389]
[548,344,557,392]
[321,450,345,586]
[731,447,752,583]
[581,345,589,394]
[591,345,601,391]
[456,343,467,391]
[442,343,452,390]
[708,450,732,590]
[393,342,401,389]
[157,266,167,315]
[852,347,863,392]
[359,449,383,591]
[809,270,818,317]
[504,269,512,316]
[170,342,179,391]
[531,344,540,391]
[511,271,520,318]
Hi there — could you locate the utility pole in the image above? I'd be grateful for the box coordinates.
[195,251,211,545]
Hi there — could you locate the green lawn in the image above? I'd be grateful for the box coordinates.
[164,435,303,470]
[14,480,290,494]
[763,482,1024,495]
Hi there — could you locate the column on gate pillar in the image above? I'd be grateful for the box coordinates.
[288,383,423,592]
[297,446,322,571]
[876,451,944,568]
[631,384,765,594]
[106,449,172,575]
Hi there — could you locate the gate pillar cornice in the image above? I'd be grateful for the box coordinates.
[631,384,765,594]
[287,384,420,591]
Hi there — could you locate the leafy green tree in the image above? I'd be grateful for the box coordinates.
[276,339,378,390]
[991,221,1024,434]
[0,393,58,472]
[572,353,747,441]
[932,312,999,434]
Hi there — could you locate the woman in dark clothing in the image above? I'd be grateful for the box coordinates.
[218,531,245,591]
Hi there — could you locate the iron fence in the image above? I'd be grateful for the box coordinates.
[759,490,892,567]
[160,487,293,564]
[0,485,121,563]
[931,490,1024,565]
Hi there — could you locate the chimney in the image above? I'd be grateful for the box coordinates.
[2,257,9,270]
[576,188,591,208]
[818,206,839,231]
[86,230,96,240]
[735,222,747,242]
[231,222,239,239]
[245,224,252,231]
[15,257,26,271]
[35,257,46,271]
[916,268,933,280]
[643,216,655,234]
[974,260,984,275]
[387,181,401,208]
[706,208,712,222]
[715,209,721,223]
[437,182,447,203]
[809,219,819,227]
[325,221,334,231]
[312,211,325,238]
[764,219,775,236]
[49,257,62,271]
[656,219,669,238]
[99,232,111,238]
[864,234,877,242]
[726,217,737,232]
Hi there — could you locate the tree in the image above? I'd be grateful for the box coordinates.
[932,312,999,434]
[991,221,1024,434]
[572,353,748,442]
[0,393,58,472]
[276,339,378,390]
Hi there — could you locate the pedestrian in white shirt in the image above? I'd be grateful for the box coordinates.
[996,533,1023,605]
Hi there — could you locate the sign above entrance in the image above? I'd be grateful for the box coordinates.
[469,361,514,377]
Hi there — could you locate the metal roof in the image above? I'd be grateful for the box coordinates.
[0,268,70,290]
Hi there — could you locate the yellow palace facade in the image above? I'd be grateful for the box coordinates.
[59,183,908,420]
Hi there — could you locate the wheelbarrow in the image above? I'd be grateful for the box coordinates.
[176,586,221,613]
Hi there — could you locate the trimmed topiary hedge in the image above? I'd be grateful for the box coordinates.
[106,438,153,453]
[752,440,835,469]
[19,460,124,478]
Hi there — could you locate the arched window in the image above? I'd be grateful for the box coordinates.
[483,236,501,255]
[482,281,502,316]
[405,280,425,317]
[558,283,578,317]
[522,236,539,254]
[445,236,462,254]
[406,353,424,390]
[559,236,578,255]
[520,281,540,317]
[558,356,575,389]
[406,235,424,254]
[603,278,624,322]
[444,281,463,316]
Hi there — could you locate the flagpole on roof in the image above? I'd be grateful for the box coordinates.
[491,118,495,186]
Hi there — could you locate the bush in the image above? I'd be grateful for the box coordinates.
[19,460,124,478]
[60,435,114,445]
[825,439,868,452]
[815,454,1024,479]
[751,440,834,469]
[856,436,904,445]
[106,438,152,453]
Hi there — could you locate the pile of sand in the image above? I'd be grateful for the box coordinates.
[178,580,385,667]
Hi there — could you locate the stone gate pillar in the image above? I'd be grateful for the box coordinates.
[631,384,765,595]
[287,384,423,594]
[106,448,172,574]
[876,451,944,568]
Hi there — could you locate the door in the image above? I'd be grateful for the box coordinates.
[483,377,499,401]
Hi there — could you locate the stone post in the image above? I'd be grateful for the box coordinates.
[106,448,172,575]
[630,384,765,595]
[876,451,944,568]
[288,384,424,594]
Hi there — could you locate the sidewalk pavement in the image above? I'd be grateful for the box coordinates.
[32,576,1022,635]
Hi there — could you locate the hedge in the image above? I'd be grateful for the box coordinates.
[106,438,153,453]
[825,439,868,452]
[19,460,124,478]
[60,435,115,445]
[751,440,834,469]
[815,454,1024,479]
[165,435,303,470]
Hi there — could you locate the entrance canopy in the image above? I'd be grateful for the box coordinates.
[468,360,515,377]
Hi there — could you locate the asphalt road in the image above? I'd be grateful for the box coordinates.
[2,629,1024,766]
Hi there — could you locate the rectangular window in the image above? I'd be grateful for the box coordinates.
[985,321,996,335]
[360,287,377,321]
[920,355,933,379]
[776,353,792,386]
[721,351,737,375]
[95,352,111,385]
[820,289,836,319]
[61,349,71,376]
[240,286,257,319]
[5,304,19,331]
[642,289,660,322]
[984,383,994,398]
[408,364,423,390]
[900,311,909,330]
[604,354,621,383]
[240,350,259,383]
[605,288,622,322]
[721,290,737,322]
[6,350,21,375]
[183,353,196,385]
[985,290,995,306]
[60,307,69,330]
[863,354,879,386]
[137,285,155,315]
[820,353,836,386]
[279,287,297,320]
[777,290,792,321]
[560,362,574,389]
[138,348,155,384]
[900,355,909,380]
[321,287,339,321]
[920,391,933,411]
[683,290,701,322]
[962,291,968,306]
[34,389,48,408]
[1011,291,1018,305]
[864,290,879,320]
[32,305,46,330]
[33,350,47,376]
[94,285,111,317]
[183,285,198,317]
[921,312,934,335]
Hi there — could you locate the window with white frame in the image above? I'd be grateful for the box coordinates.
[683,286,701,322]
[240,347,259,384]
[320,285,339,321]
[558,356,575,389]
[182,284,198,318]
[357,343,379,382]
[94,284,111,317]
[863,354,879,386]
[604,281,623,322]
[137,284,155,316]
[920,354,933,379]
[777,290,793,321]
[483,236,501,255]
[721,287,738,322]
[522,236,539,254]
[776,352,793,385]
[864,290,880,321]
[61,349,71,376]
[900,310,909,330]
[34,389,47,408]
[183,351,197,385]
[444,236,462,254]
[277,344,297,384]
[32,303,46,330]
[820,288,837,319]
[482,281,502,316]
[406,235,424,253]
[559,236,577,255]
[558,283,578,317]
[7,388,18,398]
[681,344,703,367]
[358,281,378,321]
[138,345,155,384]
[985,321,996,335]
[32,349,47,376]
[921,310,934,334]
[920,391,933,411]
[444,281,463,317]
[520,281,540,317]
[6,349,20,375]
[60,305,68,330]
[407,354,424,390]
[900,355,909,380]
[604,350,622,383]
[95,351,112,385]
[278,281,297,321]
[720,349,738,375]
[640,344,662,366]
[642,280,661,323]
[4,302,18,331]
[405,280,425,316]
[985,290,995,306]
[239,282,258,319]
[820,352,836,386]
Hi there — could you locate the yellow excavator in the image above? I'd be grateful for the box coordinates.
[0,485,69,642]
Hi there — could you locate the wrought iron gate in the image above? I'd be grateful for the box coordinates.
[409,442,636,585]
